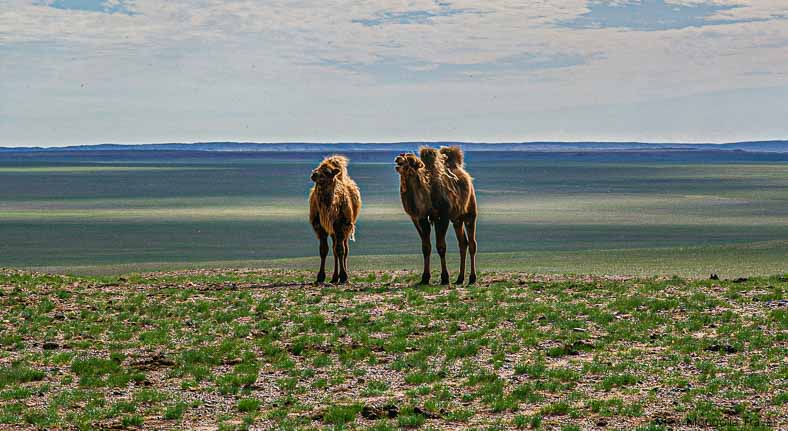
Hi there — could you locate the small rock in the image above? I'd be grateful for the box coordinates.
[764,299,788,308]
[361,404,399,420]
[705,343,737,354]
[412,406,440,419]
[654,416,678,425]
[360,406,380,420]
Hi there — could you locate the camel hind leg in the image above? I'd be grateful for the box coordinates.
[453,220,468,284]
[330,234,339,283]
[343,236,350,283]
[316,227,329,283]
[435,217,450,285]
[464,216,477,284]
[332,227,348,284]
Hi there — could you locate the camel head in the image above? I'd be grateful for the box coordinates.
[395,152,424,176]
[311,155,348,184]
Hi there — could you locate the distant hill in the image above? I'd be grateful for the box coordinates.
[2,140,787,153]
[715,141,788,152]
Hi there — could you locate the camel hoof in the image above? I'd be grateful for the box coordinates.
[455,276,464,285]
[338,274,348,284]
[316,272,326,283]
[330,276,339,284]
[420,274,431,285]
[440,273,450,285]
[468,274,477,284]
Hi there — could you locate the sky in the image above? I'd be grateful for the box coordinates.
[1,0,787,147]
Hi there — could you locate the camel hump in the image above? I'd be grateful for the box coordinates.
[323,154,349,170]
[419,146,440,165]
[440,146,464,168]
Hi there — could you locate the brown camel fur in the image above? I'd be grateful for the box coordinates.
[395,152,434,284]
[439,145,478,284]
[309,155,361,284]
[395,146,477,284]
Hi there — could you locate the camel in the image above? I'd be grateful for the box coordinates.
[395,146,477,284]
[309,155,361,284]
[438,145,478,284]
[395,152,433,284]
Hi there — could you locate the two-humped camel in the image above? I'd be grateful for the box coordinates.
[309,155,361,284]
[395,146,477,284]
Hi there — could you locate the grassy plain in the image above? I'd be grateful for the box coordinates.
[0,269,785,430]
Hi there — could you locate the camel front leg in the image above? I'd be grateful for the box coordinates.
[435,217,450,285]
[330,234,339,283]
[414,218,431,284]
[464,216,477,284]
[453,221,468,285]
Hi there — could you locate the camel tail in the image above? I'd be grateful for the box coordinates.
[440,146,464,168]
[349,225,356,242]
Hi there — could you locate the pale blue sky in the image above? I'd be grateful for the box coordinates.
[1,0,787,146]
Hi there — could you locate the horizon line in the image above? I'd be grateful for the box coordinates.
[3,139,788,150]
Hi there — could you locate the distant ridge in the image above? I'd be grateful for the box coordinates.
[2,140,787,153]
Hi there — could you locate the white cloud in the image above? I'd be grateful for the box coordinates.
[0,0,787,145]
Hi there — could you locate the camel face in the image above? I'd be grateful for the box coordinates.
[395,153,423,174]
[311,165,339,184]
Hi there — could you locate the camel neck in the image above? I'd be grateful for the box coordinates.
[315,182,336,205]
[406,173,427,190]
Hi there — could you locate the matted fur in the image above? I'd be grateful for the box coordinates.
[395,153,432,220]
[420,146,475,222]
[440,145,464,169]
[397,146,478,285]
[309,155,361,240]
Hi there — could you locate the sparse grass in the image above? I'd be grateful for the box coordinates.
[0,268,785,429]
[164,402,187,420]
[237,398,260,413]
[0,365,46,388]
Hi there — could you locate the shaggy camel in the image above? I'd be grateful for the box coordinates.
[309,155,361,284]
[395,146,477,284]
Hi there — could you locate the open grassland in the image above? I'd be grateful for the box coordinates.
[0,268,785,430]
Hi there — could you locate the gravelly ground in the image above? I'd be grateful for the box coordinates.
[0,268,785,430]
